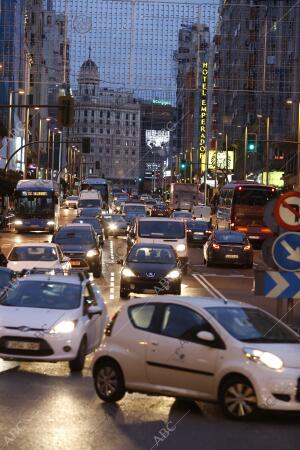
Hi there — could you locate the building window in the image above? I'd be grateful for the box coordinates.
[96,161,100,169]
[126,113,129,120]
[116,139,121,145]
[100,129,103,134]
[99,147,103,153]
[90,147,94,153]
[91,111,94,117]
[84,110,88,117]
[83,127,87,132]
[91,128,94,133]
[99,120,103,125]
[126,121,129,127]
[100,110,103,117]
[132,141,136,146]
[116,149,120,154]
[116,112,120,119]
[126,130,129,136]
[106,148,110,154]
[116,129,120,135]
[132,150,136,155]
[125,141,128,146]
[132,114,136,120]
[107,111,110,118]
[107,129,110,134]
[106,139,110,144]
[47,15,51,25]
[133,130,136,136]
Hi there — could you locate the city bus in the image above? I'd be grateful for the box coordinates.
[14,179,60,233]
[216,181,277,245]
[81,177,109,205]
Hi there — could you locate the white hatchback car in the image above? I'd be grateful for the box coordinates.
[92,296,300,419]
[0,271,107,371]
[7,243,71,272]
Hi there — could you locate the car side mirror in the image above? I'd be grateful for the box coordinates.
[117,258,123,265]
[196,331,215,342]
[88,305,103,317]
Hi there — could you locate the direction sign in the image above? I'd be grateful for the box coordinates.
[272,232,300,272]
[274,191,300,231]
[255,270,300,299]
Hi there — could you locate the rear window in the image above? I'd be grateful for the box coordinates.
[128,246,176,263]
[128,304,156,330]
[215,232,246,244]
[78,199,102,208]
[187,221,211,231]
[124,205,146,213]
[9,246,58,262]
[53,228,95,245]
[139,221,185,239]
[234,188,277,207]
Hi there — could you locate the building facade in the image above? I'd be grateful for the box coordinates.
[211,0,300,186]
[71,59,141,186]
[174,23,210,182]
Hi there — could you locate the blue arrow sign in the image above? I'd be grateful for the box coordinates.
[272,232,300,272]
[264,271,300,299]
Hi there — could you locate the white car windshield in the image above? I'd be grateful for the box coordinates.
[206,307,300,343]
[0,281,81,310]
[9,246,58,262]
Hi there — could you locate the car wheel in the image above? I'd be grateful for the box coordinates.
[120,286,130,299]
[69,338,87,372]
[94,359,125,402]
[219,376,257,420]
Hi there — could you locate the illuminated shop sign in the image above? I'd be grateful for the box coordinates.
[199,61,208,154]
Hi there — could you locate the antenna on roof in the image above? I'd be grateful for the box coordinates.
[223,298,228,304]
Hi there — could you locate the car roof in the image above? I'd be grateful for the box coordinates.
[126,296,256,310]
[137,217,183,223]
[214,230,246,236]
[10,243,58,248]
[64,223,94,229]
[17,273,83,285]
[130,243,174,250]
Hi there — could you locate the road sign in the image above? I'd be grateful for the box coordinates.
[255,270,300,299]
[272,232,300,271]
[274,191,300,231]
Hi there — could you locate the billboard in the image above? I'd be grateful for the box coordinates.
[208,150,234,170]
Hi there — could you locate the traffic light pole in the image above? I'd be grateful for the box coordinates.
[244,126,248,180]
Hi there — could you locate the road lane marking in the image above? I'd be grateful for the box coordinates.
[203,274,253,279]
[193,273,228,301]
[192,274,218,299]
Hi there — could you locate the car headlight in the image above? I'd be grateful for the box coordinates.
[176,244,186,253]
[14,220,23,225]
[109,223,117,230]
[122,267,135,278]
[86,249,98,257]
[165,269,181,279]
[47,220,55,226]
[116,206,121,211]
[50,320,76,334]
[243,348,283,370]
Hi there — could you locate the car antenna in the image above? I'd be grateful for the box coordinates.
[223,297,228,304]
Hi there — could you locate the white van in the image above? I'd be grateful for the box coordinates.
[129,217,188,273]
[192,205,212,222]
[78,190,103,214]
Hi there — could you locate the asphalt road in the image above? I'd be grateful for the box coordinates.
[1,209,300,450]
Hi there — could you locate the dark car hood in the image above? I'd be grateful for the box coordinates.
[56,243,95,253]
[127,261,176,278]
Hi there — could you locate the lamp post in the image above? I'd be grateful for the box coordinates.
[257,113,270,185]
[244,126,248,180]
[286,99,300,187]
[7,89,24,170]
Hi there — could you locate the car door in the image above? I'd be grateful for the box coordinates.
[146,303,223,397]
[82,283,102,351]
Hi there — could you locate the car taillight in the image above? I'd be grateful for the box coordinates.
[237,226,248,232]
[260,227,272,233]
[105,311,119,336]
[243,244,251,251]
[186,229,192,232]
[212,243,220,250]
[206,230,212,234]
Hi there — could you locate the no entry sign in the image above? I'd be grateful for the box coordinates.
[274,191,300,231]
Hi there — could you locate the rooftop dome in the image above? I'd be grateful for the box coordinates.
[78,57,100,85]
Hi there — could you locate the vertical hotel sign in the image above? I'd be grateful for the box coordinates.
[199,61,208,156]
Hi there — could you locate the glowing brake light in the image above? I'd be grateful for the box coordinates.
[186,229,192,232]
[237,226,248,232]
[243,244,251,251]
[261,227,272,233]
[238,186,243,191]
[212,243,220,250]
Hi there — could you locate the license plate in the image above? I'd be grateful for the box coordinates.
[194,232,204,236]
[71,260,81,266]
[30,225,39,228]
[6,341,40,350]
[225,254,239,259]
[249,235,260,239]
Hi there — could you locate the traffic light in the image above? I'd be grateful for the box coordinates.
[57,95,74,128]
[180,159,187,170]
[247,134,256,154]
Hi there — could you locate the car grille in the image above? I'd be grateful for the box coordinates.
[296,378,300,402]
[0,336,53,357]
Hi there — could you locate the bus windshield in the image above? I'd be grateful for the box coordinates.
[234,188,277,207]
[15,192,55,219]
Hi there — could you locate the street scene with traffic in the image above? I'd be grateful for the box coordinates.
[1,1,300,450]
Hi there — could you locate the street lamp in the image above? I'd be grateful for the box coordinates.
[257,113,270,185]
[286,99,300,188]
[7,89,25,171]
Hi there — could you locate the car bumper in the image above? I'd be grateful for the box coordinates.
[209,251,252,265]
[187,235,209,245]
[0,331,83,362]
[121,277,180,293]
[252,367,300,411]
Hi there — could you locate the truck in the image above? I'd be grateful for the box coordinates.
[169,183,199,211]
